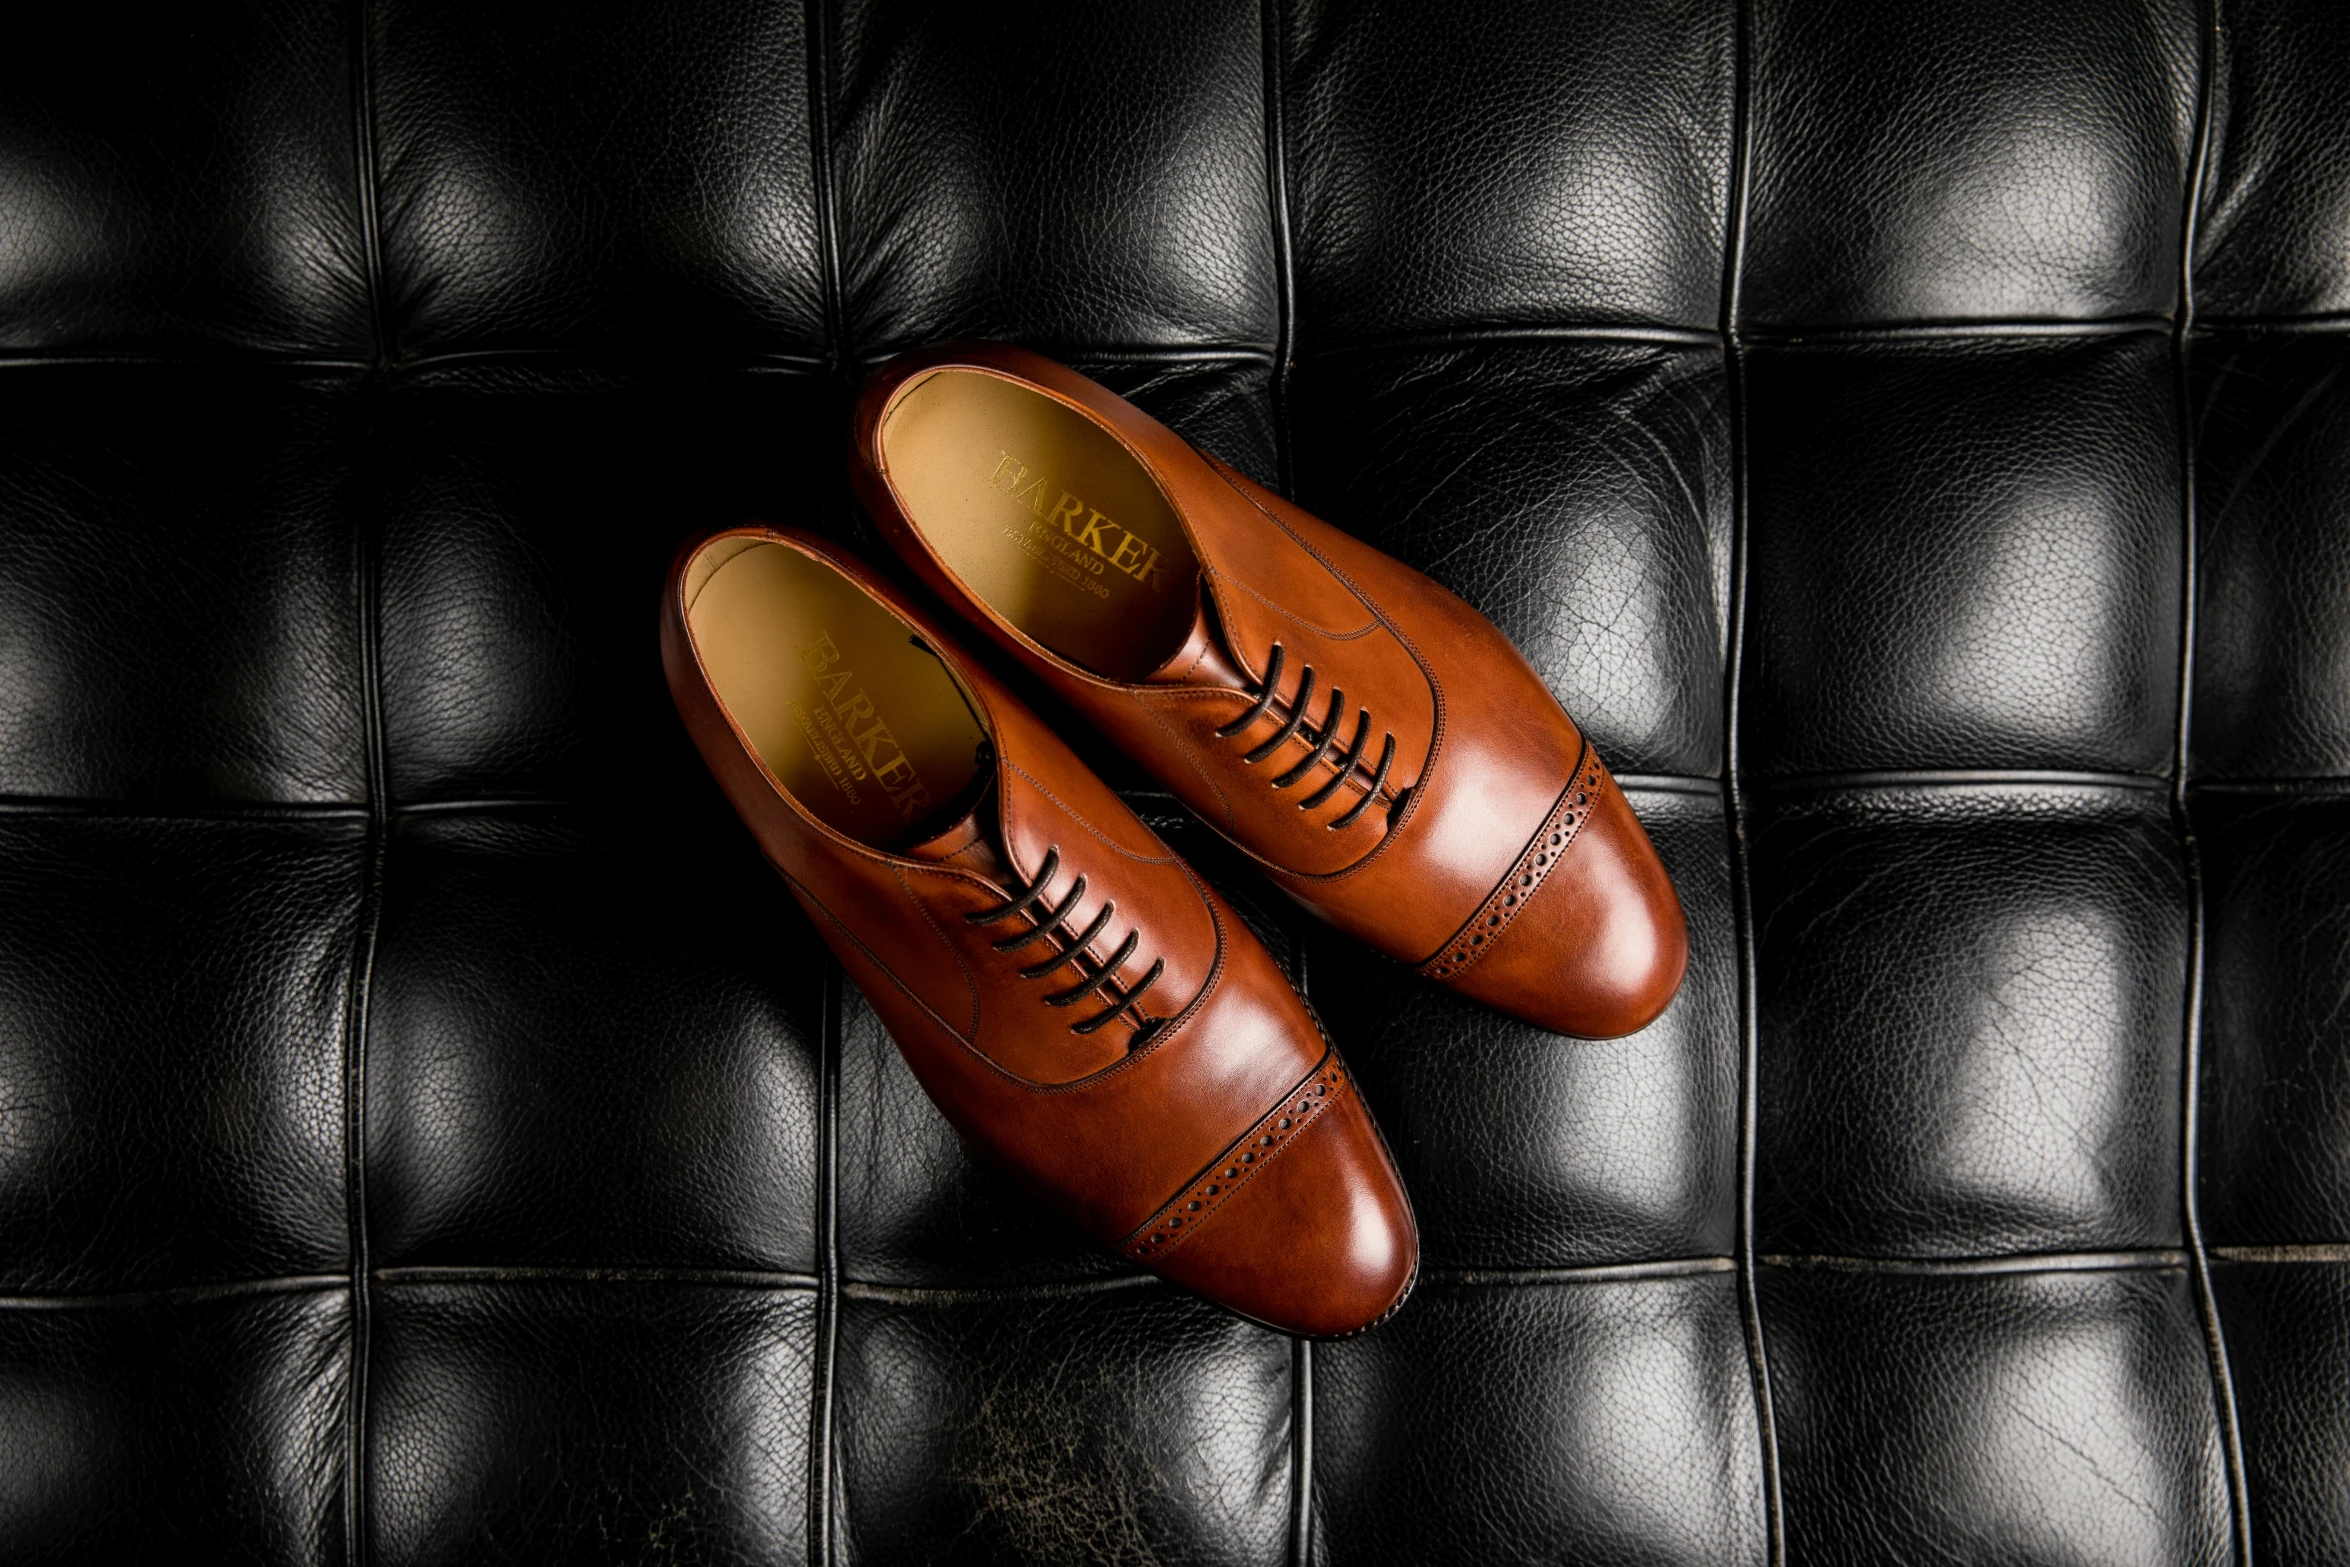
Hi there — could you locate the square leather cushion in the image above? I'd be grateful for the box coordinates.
[1,0,2347,1563]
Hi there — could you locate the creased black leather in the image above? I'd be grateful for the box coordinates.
[0,0,2344,1562]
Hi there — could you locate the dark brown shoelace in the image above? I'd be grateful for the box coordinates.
[1214,642,1397,830]
[965,846,1166,1035]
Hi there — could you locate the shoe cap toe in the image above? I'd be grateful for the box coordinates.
[1445,780,1689,1039]
[1148,1088,1417,1339]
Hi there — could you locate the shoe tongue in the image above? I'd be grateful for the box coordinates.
[901,781,1009,879]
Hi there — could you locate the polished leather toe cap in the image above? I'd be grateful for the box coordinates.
[1441,776,1689,1040]
[1147,1081,1417,1339]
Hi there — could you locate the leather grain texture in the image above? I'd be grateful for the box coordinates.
[0,0,2343,1561]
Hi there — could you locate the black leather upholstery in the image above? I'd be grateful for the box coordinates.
[1,2,2344,1562]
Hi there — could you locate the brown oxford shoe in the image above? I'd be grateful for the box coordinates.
[850,342,1688,1040]
[662,524,1415,1337]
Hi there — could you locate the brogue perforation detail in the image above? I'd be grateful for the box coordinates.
[1122,1053,1349,1264]
[1419,745,1605,984]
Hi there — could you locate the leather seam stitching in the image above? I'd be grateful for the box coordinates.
[2170,2,2252,1558]
[891,863,981,1038]
[343,7,390,1539]
[1119,1049,1347,1263]
[1196,453,1447,867]
[1205,565,1381,642]
[1416,742,1603,980]
[800,851,1229,1097]
[1197,453,1449,820]
[1087,856,1229,1081]
[1000,759,1183,865]
[801,854,1215,1087]
[790,878,973,1049]
[1135,695,1241,830]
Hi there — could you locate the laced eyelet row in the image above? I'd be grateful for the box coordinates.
[1213,642,1398,830]
[964,845,1166,1035]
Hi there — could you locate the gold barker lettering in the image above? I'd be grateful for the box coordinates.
[989,451,1167,589]
[796,631,934,820]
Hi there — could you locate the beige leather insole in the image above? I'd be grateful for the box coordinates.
[878,369,1202,680]
[686,540,987,847]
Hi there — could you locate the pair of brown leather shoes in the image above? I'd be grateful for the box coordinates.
[661,342,1688,1337]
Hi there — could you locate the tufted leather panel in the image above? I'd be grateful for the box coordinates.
[0,2,2344,1563]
